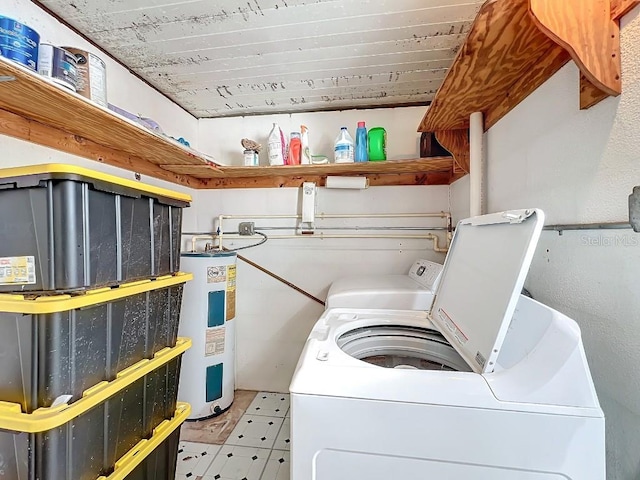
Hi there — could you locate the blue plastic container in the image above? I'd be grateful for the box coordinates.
[355,121,368,162]
[0,16,40,71]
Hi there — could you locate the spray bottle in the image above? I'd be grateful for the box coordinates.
[301,125,312,165]
[288,132,302,165]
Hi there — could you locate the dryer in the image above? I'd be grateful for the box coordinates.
[290,209,605,480]
[325,258,443,310]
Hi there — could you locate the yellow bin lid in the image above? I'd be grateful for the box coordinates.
[0,163,191,206]
[0,337,191,432]
[0,272,193,314]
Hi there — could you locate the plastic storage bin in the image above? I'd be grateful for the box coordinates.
[0,164,191,293]
[0,338,191,480]
[0,272,191,413]
[97,403,190,480]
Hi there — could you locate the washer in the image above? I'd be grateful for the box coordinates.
[326,258,443,310]
[290,209,605,480]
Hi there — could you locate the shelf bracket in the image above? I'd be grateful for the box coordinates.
[529,0,634,109]
[611,0,640,20]
[418,0,639,137]
[435,130,470,175]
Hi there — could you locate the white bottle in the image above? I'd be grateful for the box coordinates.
[268,123,285,166]
[334,127,354,163]
[301,125,312,165]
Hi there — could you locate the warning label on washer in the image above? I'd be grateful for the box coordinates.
[475,351,486,369]
[207,265,226,283]
[0,256,36,285]
[226,264,236,320]
[438,308,468,346]
[205,327,225,356]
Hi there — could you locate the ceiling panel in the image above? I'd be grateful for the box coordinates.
[37,0,484,118]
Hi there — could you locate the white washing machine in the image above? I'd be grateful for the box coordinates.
[325,259,443,310]
[290,209,605,480]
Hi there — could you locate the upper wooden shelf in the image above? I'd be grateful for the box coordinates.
[0,56,220,188]
[0,57,454,189]
[419,0,638,143]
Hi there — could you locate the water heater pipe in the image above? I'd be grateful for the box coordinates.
[216,212,452,251]
[469,111,485,216]
[192,233,449,254]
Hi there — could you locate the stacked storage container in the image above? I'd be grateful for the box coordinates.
[0,164,192,479]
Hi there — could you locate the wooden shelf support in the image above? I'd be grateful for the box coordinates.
[435,130,470,174]
[611,0,640,21]
[530,0,625,109]
[419,0,638,142]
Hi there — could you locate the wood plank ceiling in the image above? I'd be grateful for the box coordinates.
[37,0,484,118]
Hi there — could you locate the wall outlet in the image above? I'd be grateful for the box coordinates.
[239,221,255,236]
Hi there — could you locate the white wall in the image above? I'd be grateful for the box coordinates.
[196,107,448,391]
[199,106,427,165]
[453,7,640,479]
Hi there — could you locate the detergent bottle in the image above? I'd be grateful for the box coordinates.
[368,127,387,161]
[355,121,368,162]
[288,132,302,165]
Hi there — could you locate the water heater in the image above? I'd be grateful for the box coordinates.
[178,251,237,420]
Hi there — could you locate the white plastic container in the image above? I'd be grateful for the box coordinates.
[334,127,355,163]
[301,125,312,165]
[267,123,285,166]
[178,251,237,420]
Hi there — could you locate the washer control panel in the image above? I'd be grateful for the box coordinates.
[408,259,443,290]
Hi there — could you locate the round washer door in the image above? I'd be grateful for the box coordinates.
[337,325,471,372]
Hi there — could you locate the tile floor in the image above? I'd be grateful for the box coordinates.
[177,392,291,480]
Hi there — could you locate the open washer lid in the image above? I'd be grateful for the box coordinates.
[429,209,544,374]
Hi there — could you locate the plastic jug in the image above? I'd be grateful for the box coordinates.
[368,127,386,161]
[267,123,285,165]
[334,127,354,163]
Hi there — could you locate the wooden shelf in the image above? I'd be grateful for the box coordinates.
[0,57,455,189]
[0,57,221,188]
[161,157,453,188]
[418,0,637,172]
